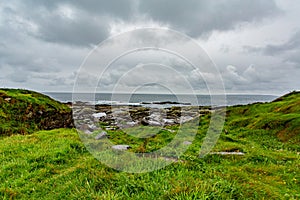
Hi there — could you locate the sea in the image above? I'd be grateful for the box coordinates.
[45,92,278,107]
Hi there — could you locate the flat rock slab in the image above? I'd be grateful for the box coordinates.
[112,145,131,150]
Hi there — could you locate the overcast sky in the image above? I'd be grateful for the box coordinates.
[1,0,300,95]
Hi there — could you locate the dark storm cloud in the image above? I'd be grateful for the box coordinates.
[138,0,281,37]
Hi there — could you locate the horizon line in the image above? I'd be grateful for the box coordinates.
[43,91,279,96]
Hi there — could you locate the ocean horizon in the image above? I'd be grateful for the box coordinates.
[45,92,278,107]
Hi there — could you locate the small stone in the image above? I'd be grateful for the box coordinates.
[4,98,11,102]
[95,131,107,140]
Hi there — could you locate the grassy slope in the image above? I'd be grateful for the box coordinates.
[0,91,299,199]
[225,91,300,150]
[0,89,71,136]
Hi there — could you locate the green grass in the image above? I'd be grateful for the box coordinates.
[0,128,299,199]
[0,90,299,199]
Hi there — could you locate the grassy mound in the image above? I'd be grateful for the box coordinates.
[0,89,73,136]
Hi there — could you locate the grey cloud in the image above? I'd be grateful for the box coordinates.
[7,71,30,83]
[48,77,72,87]
[26,0,136,19]
[2,0,281,47]
[264,31,300,67]
[244,31,300,67]
[264,31,300,55]
[285,53,300,66]
[221,65,281,91]
[242,46,262,54]
[138,0,281,37]
[3,0,135,47]
[34,14,110,47]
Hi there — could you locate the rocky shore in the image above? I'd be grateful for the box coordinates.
[72,102,212,133]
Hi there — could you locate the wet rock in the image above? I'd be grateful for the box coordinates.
[91,105,209,128]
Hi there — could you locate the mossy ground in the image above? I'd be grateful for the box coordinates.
[0,90,299,199]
